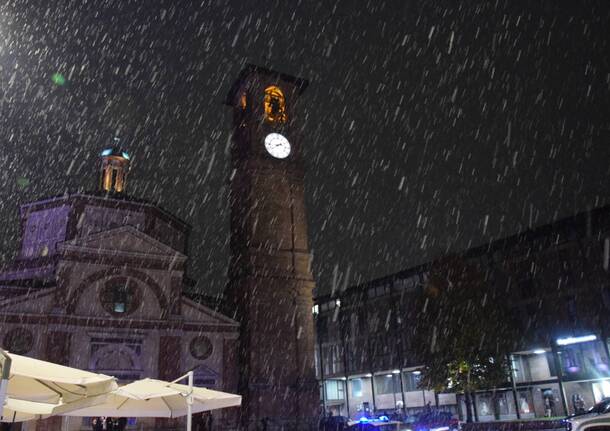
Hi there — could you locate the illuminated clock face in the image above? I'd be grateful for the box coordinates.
[264,133,291,159]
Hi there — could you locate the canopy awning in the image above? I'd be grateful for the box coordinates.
[65,378,241,418]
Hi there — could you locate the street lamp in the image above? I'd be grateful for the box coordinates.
[0,348,11,412]
[556,335,597,346]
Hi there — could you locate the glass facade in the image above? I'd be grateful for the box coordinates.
[351,378,363,398]
[374,374,400,395]
[325,380,345,401]
[402,371,422,391]
[511,352,556,383]
[557,341,610,381]
[318,343,610,420]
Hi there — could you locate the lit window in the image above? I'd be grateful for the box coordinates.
[325,380,345,400]
[374,374,400,395]
[100,279,139,316]
[351,378,363,397]
[263,86,287,124]
[114,301,125,313]
[112,286,128,313]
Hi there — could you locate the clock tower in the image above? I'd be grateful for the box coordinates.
[224,65,319,430]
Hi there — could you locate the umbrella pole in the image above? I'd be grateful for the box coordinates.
[187,371,194,431]
[0,349,11,412]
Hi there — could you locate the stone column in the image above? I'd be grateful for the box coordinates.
[156,335,182,429]
[35,331,71,431]
[221,337,240,429]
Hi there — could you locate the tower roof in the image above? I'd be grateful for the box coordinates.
[225,64,309,106]
[100,147,130,160]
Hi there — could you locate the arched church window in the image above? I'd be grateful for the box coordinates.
[3,328,34,354]
[92,345,138,371]
[100,278,140,316]
[263,86,287,124]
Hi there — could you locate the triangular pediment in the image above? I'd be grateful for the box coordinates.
[181,297,238,327]
[192,364,219,378]
[59,226,186,259]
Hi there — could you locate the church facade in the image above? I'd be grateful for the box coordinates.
[0,149,240,430]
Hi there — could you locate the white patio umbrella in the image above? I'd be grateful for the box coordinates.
[2,398,53,423]
[0,349,9,412]
[0,349,117,423]
[2,395,109,423]
[4,351,117,404]
[65,372,241,431]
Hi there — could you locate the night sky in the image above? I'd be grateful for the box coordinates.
[0,0,608,295]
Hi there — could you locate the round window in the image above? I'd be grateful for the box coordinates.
[100,278,140,316]
[3,327,34,354]
[190,336,213,360]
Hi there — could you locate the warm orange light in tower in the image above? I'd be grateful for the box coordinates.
[263,86,287,124]
[102,167,113,191]
[99,149,130,194]
[101,159,128,193]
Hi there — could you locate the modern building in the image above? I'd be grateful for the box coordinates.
[314,205,610,421]
[0,147,240,431]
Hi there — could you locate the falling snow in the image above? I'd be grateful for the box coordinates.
[0,0,608,296]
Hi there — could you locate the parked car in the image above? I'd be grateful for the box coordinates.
[402,411,460,431]
[346,417,401,431]
[564,398,610,431]
[320,415,350,431]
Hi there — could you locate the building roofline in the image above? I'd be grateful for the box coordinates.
[19,192,192,232]
[316,203,610,301]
